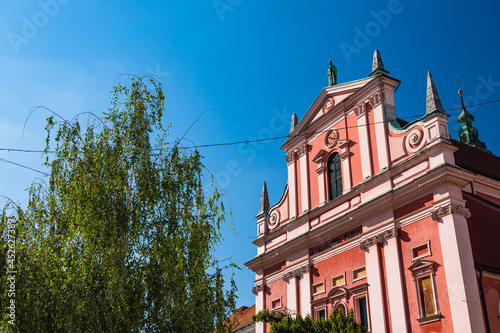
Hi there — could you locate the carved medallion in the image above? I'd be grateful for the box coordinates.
[325,128,339,148]
[323,97,335,113]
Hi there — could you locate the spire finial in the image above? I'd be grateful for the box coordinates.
[456,77,489,152]
[327,59,337,86]
[258,181,270,215]
[289,113,298,134]
[369,49,389,77]
[426,71,444,114]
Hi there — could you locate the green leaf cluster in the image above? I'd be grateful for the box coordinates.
[0,77,237,332]
[253,308,368,333]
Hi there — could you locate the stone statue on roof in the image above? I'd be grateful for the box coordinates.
[328,59,337,86]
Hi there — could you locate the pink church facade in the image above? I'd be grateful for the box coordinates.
[245,51,500,333]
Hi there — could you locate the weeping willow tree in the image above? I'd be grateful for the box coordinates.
[0,77,237,332]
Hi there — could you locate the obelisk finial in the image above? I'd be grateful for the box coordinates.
[425,71,444,114]
[258,181,270,215]
[369,49,389,77]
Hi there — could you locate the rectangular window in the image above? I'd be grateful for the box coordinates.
[331,273,345,287]
[411,241,431,261]
[418,276,436,317]
[271,297,282,310]
[312,281,325,296]
[358,297,369,329]
[352,266,366,282]
[317,309,326,319]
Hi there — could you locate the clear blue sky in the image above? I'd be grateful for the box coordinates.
[1,0,500,308]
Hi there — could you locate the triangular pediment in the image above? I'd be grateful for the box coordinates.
[282,76,381,150]
[408,259,435,272]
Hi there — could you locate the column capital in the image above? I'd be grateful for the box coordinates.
[285,152,295,165]
[359,228,398,250]
[431,203,471,221]
[298,143,310,157]
[354,102,367,118]
[282,265,310,281]
[252,284,265,295]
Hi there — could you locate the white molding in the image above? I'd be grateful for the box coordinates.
[410,240,431,262]
[331,272,346,288]
[312,280,326,296]
[351,265,367,283]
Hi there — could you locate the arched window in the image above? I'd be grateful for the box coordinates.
[328,153,342,200]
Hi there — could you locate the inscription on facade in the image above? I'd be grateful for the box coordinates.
[310,227,363,255]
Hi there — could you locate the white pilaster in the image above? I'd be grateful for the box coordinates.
[363,242,386,333]
[286,152,297,219]
[355,103,373,179]
[254,284,265,333]
[433,203,486,333]
[373,102,390,171]
[286,276,297,316]
[299,144,310,213]
[300,268,312,317]
[338,140,351,193]
[384,232,408,333]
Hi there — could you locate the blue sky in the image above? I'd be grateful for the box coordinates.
[1,0,500,308]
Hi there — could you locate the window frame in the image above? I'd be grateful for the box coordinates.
[352,265,367,282]
[408,259,441,324]
[312,280,326,296]
[351,282,371,331]
[327,152,343,200]
[270,296,282,311]
[331,272,346,288]
[410,240,431,262]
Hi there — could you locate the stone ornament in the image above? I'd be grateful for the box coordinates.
[405,128,426,153]
[252,284,265,295]
[268,210,280,230]
[298,143,310,157]
[354,102,367,118]
[359,228,398,250]
[431,204,471,221]
[324,128,339,149]
[353,92,382,118]
[323,97,335,113]
[282,265,311,281]
[285,152,295,164]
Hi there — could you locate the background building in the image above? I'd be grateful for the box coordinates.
[245,51,500,333]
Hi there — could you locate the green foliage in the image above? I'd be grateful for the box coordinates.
[253,308,368,333]
[0,77,237,332]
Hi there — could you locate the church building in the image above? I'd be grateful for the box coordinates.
[244,50,500,333]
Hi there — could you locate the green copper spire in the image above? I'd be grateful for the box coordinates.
[457,77,489,152]
[327,59,337,86]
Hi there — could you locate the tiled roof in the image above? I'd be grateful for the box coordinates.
[228,304,255,332]
[452,139,500,181]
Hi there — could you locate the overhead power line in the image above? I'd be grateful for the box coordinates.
[1,99,499,154]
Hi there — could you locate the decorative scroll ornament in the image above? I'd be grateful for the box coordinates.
[359,228,398,250]
[268,210,280,230]
[431,204,471,221]
[405,128,426,153]
[323,97,335,113]
[252,284,265,295]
